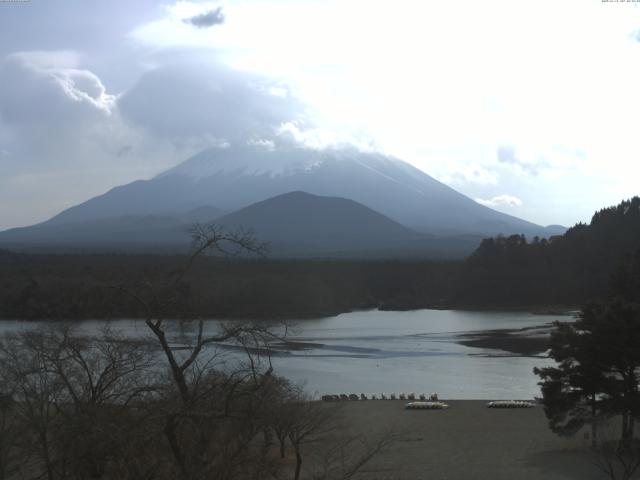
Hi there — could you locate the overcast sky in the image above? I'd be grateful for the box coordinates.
[1,0,639,230]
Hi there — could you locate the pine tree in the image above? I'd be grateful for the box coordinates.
[535,299,640,447]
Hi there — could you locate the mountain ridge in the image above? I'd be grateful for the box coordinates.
[0,191,485,258]
[215,190,426,257]
[40,145,558,239]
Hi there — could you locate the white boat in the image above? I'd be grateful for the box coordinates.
[405,401,449,410]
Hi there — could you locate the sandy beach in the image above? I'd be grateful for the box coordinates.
[320,400,602,480]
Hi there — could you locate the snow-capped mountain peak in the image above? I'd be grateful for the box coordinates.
[40,144,551,238]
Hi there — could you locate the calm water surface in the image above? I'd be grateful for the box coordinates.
[0,309,569,399]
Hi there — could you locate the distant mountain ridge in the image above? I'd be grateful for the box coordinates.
[0,145,565,257]
[0,191,483,257]
[42,145,560,237]
[0,207,224,253]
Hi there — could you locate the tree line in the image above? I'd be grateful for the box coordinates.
[2,196,639,320]
[0,251,459,320]
[457,196,640,308]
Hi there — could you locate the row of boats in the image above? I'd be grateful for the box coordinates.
[321,393,439,402]
[320,394,536,410]
[405,401,449,409]
[405,400,536,410]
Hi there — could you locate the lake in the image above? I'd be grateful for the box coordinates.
[0,309,570,399]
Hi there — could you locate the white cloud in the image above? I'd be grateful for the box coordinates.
[476,195,523,208]
[496,145,549,176]
[275,121,377,152]
[442,165,500,187]
[0,52,115,128]
[246,138,275,151]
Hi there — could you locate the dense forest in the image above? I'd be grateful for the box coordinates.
[0,252,459,320]
[1,197,639,320]
[457,196,640,308]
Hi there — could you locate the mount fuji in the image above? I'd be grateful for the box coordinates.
[0,145,564,256]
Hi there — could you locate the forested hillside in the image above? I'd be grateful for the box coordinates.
[1,198,638,320]
[457,197,640,307]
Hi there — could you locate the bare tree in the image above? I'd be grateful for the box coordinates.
[268,382,298,459]
[115,224,270,405]
[0,329,66,480]
[113,224,284,479]
[0,389,26,480]
[0,224,397,480]
[285,393,344,480]
[0,325,157,480]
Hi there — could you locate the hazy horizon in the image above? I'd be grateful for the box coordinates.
[1,0,640,230]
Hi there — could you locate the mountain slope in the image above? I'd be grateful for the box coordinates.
[0,206,225,253]
[42,145,556,237]
[0,191,484,257]
[215,191,426,256]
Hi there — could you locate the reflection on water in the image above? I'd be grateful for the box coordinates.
[267,309,565,399]
[0,309,570,399]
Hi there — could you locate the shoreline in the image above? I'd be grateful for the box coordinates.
[455,324,556,356]
[0,304,579,323]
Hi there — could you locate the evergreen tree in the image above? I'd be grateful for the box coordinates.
[583,300,640,447]
[535,299,640,448]
[534,319,608,447]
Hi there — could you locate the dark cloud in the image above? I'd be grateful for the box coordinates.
[116,145,134,157]
[184,7,225,29]
[118,61,301,142]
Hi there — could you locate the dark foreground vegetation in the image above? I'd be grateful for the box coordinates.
[532,234,640,480]
[0,252,459,320]
[1,197,639,320]
[0,324,398,480]
[0,228,397,480]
